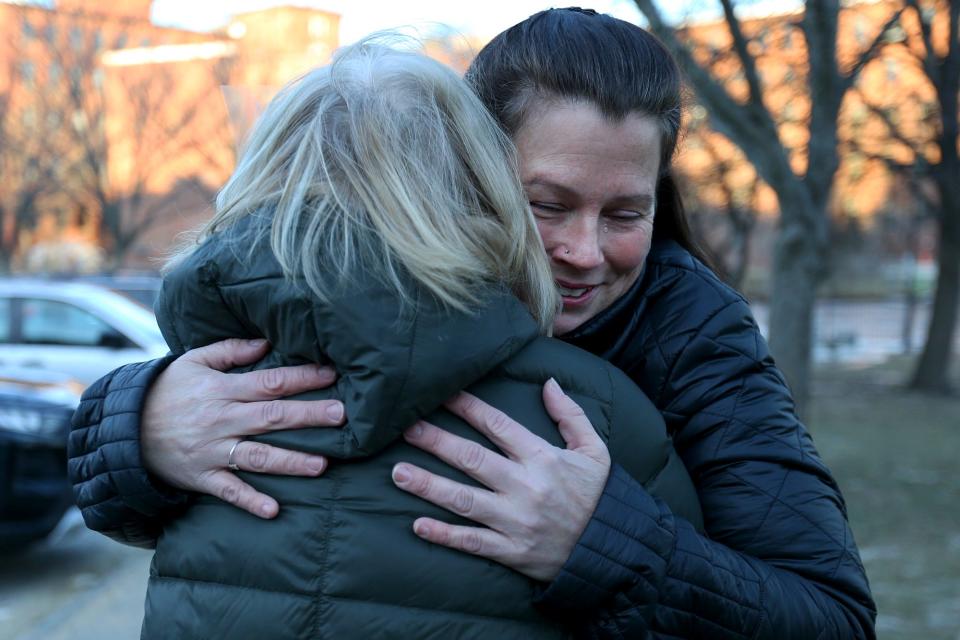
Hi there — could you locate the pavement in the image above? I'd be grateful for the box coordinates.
[0,509,152,640]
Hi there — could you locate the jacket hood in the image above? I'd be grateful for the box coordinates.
[156,217,539,458]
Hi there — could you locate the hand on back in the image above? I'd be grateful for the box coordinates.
[142,338,345,518]
[142,340,609,578]
[392,379,612,582]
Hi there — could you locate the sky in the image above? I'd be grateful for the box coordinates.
[149,1,647,43]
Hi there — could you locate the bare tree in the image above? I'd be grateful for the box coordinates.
[843,1,958,391]
[54,31,234,264]
[0,67,16,271]
[4,4,236,268]
[0,53,61,271]
[634,0,903,406]
[902,0,959,391]
[679,106,761,290]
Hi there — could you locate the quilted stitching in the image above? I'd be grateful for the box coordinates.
[67,355,187,547]
[541,242,876,639]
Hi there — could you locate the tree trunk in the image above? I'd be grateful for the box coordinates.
[767,209,823,412]
[911,210,959,392]
[910,36,960,392]
[902,273,917,355]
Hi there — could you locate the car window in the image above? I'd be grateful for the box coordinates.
[0,298,9,343]
[21,298,115,347]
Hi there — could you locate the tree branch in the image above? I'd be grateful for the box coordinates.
[842,6,907,92]
[719,0,766,107]
[632,0,789,188]
[801,0,842,107]
[857,92,931,163]
[904,0,939,81]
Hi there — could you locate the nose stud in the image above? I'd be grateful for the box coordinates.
[603,223,609,234]
[564,247,570,255]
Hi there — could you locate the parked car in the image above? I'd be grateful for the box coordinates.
[71,273,163,310]
[0,368,81,549]
[0,279,169,386]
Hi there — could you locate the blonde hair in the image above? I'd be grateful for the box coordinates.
[175,37,557,333]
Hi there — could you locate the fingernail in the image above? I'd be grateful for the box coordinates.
[413,521,430,537]
[392,464,410,484]
[307,457,326,474]
[250,338,268,348]
[547,377,561,393]
[326,402,344,421]
[317,364,335,379]
[409,422,424,439]
[260,501,275,517]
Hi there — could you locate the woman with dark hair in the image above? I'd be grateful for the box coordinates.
[68,8,875,639]
[132,40,701,638]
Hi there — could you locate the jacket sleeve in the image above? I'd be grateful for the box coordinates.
[67,356,192,549]
[537,297,876,639]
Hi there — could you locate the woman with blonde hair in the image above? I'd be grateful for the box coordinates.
[73,10,874,638]
[135,38,700,638]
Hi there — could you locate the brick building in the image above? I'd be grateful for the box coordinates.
[675,0,943,272]
[0,0,946,274]
[0,0,340,269]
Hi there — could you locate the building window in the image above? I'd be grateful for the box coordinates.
[115,33,128,48]
[22,18,36,40]
[882,106,900,127]
[71,109,88,133]
[70,26,84,50]
[783,102,798,122]
[44,23,57,43]
[21,106,37,128]
[885,58,899,83]
[94,30,104,50]
[783,28,793,51]
[854,17,868,47]
[69,68,84,93]
[882,25,907,44]
[48,60,62,85]
[20,61,35,87]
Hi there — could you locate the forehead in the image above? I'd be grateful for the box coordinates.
[513,100,661,200]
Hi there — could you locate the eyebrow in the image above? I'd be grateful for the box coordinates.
[523,178,655,210]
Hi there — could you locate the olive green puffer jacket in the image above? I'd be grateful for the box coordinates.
[144,218,703,639]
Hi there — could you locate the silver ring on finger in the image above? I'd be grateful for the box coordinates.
[227,440,243,472]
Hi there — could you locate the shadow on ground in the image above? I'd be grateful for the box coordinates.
[809,357,960,640]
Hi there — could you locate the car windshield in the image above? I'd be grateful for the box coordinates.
[22,299,113,346]
[96,294,166,345]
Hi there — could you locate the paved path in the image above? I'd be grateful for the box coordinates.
[0,509,151,640]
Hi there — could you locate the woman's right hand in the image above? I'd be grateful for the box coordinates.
[141,338,346,519]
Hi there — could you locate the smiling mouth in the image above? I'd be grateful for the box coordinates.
[557,284,595,299]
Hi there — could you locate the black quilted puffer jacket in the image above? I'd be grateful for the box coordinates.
[70,218,703,639]
[68,237,876,639]
[534,240,876,638]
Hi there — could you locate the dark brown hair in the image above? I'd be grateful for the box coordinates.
[466,7,710,264]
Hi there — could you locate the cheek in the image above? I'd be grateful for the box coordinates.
[533,219,559,251]
[604,226,652,276]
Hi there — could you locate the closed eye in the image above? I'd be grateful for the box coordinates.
[530,201,565,213]
[605,210,650,223]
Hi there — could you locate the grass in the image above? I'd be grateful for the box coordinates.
[807,357,960,640]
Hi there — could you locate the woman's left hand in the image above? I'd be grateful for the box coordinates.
[391,378,611,582]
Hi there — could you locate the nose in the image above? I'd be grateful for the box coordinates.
[551,215,604,270]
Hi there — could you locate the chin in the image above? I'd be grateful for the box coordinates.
[552,314,585,337]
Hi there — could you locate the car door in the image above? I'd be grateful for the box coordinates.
[0,297,149,386]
